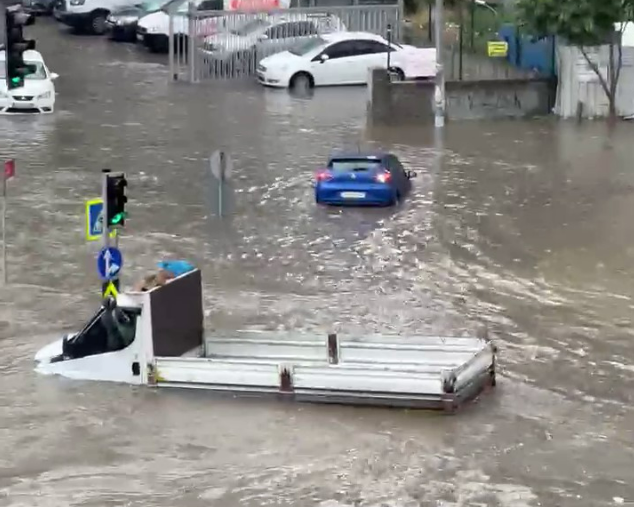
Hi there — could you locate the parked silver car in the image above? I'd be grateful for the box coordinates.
[199,12,346,73]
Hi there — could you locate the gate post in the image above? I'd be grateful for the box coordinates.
[396,0,404,41]
[188,0,196,83]
[169,8,176,81]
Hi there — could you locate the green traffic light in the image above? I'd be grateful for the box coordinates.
[110,212,127,225]
[10,77,20,84]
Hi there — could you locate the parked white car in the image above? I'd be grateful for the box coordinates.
[0,50,58,114]
[200,13,345,61]
[137,0,222,52]
[257,31,424,89]
[54,0,140,34]
[136,0,290,53]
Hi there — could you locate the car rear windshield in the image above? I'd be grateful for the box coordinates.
[328,158,383,171]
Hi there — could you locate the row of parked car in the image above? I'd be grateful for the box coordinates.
[21,0,435,89]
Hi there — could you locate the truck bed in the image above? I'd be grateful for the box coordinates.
[153,331,496,411]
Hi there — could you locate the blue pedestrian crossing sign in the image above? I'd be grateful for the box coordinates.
[85,198,116,242]
[97,247,123,281]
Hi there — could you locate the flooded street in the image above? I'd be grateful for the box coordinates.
[2,19,634,507]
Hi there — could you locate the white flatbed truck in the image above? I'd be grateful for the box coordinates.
[34,269,497,412]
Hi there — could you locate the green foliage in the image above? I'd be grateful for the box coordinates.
[517,0,634,117]
[516,0,634,45]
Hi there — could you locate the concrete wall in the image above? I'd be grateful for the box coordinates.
[367,69,554,125]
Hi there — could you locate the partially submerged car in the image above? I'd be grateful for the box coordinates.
[0,50,58,114]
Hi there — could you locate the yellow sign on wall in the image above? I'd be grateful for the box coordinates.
[487,41,509,58]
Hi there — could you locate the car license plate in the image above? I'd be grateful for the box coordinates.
[12,102,34,108]
[340,191,366,199]
[137,33,144,42]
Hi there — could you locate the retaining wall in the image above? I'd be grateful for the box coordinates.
[367,69,554,125]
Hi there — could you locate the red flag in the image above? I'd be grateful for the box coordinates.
[4,159,15,180]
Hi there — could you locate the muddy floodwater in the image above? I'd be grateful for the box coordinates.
[1,19,634,507]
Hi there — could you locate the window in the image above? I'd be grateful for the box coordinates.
[292,21,319,36]
[0,62,48,80]
[264,24,281,39]
[197,0,222,10]
[139,0,165,14]
[232,18,268,36]
[289,36,327,56]
[353,40,392,55]
[25,62,48,80]
[328,158,383,171]
[266,21,318,39]
[323,40,358,59]
[177,0,219,13]
[62,306,139,360]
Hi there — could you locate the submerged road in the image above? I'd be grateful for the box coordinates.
[1,18,634,507]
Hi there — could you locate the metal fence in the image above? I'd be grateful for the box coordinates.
[168,5,401,82]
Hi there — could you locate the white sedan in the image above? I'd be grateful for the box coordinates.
[0,49,58,114]
[256,31,426,89]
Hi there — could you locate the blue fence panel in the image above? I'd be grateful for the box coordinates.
[498,24,556,76]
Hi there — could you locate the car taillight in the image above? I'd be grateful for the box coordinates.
[375,171,392,183]
[316,170,333,181]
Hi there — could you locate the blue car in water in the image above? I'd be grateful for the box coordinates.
[314,151,417,206]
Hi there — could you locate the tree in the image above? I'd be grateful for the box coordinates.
[516,0,634,119]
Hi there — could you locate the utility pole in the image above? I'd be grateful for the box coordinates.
[434,0,445,128]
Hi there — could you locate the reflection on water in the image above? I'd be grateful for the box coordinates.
[0,19,634,507]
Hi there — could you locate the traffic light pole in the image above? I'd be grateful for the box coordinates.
[101,169,119,296]
[101,169,110,297]
[4,4,36,90]
[101,169,110,251]
[2,172,7,286]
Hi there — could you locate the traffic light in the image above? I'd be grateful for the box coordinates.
[106,173,128,227]
[3,6,36,90]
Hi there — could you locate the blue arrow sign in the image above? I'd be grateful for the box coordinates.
[97,247,123,281]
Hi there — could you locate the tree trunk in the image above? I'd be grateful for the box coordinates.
[580,34,623,122]
[608,95,617,126]
[608,39,617,122]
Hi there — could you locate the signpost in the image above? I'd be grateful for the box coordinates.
[2,159,15,285]
[208,150,234,218]
[85,198,116,241]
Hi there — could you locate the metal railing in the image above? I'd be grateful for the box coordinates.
[168,4,402,82]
